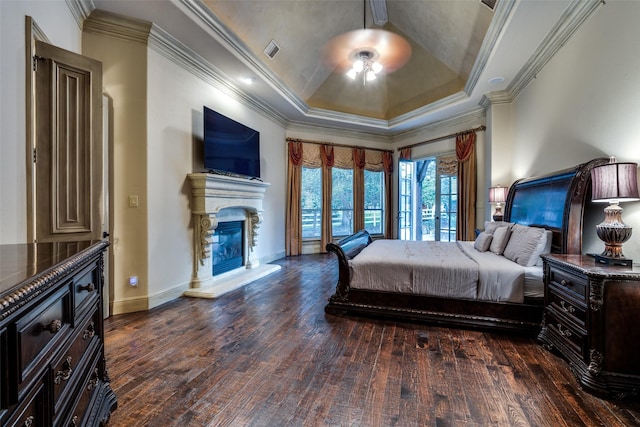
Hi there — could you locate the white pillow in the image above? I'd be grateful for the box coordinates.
[489,226,511,255]
[474,232,493,252]
[484,221,514,235]
[503,224,547,267]
[533,230,553,266]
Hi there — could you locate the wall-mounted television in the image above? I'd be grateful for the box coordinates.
[203,106,260,179]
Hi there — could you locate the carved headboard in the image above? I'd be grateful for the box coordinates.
[503,158,608,255]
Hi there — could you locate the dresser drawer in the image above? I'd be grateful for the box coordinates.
[547,288,586,328]
[546,310,587,360]
[57,347,102,427]
[51,308,101,417]
[548,267,588,300]
[72,264,99,316]
[14,286,72,397]
[5,377,46,427]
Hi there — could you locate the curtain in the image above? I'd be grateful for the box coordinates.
[399,147,411,161]
[456,133,477,241]
[285,141,303,255]
[383,152,394,238]
[320,145,334,252]
[353,148,366,232]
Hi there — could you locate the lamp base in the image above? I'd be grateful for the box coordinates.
[492,214,504,221]
[595,254,632,267]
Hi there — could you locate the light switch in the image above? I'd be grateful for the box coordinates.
[129,195,139,207]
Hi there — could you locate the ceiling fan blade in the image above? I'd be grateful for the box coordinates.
[322,29,412,74]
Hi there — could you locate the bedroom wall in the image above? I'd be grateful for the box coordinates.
[510,0,640,260]
[146,44,287,307]
[0,1,81,244]
[83,12,287,314]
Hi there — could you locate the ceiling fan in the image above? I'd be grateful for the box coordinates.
[322,0,412,85]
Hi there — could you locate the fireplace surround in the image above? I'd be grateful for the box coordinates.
[184,173,280,298]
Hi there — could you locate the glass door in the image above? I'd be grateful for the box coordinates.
[399,156,457,241]
[398,161,414,240]
[437,173,457,242]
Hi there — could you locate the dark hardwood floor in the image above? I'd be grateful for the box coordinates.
[104,254,640,426]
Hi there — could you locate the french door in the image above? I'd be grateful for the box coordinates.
[398,156,457,241]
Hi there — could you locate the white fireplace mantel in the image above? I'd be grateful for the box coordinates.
[184,173,280,298]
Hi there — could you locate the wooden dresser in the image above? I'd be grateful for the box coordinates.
[538,254,640,398]
[0,240,116,426]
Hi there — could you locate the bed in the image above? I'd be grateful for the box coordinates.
[325,158,608,334]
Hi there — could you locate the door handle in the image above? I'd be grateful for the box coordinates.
[103,231,110,238]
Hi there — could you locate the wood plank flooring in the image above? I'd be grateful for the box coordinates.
[104,254,640,426]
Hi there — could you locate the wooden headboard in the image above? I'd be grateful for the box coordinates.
[503,158,608,255]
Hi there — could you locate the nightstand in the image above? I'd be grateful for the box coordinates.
[538,254,640,398]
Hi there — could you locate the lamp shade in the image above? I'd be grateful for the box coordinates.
[591,162,640,203]
[489,186,508,204]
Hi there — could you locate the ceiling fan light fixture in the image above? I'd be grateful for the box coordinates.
[346,49,383,85]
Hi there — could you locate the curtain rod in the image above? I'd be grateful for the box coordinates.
[397,125,486,152]
[286,137,394,154]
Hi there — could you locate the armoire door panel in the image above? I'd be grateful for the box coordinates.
[34,40,102,242]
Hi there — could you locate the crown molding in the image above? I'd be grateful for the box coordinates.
[147,25,289,127]
[83,9,152,45]
[65,0,94,30]
[392,108,486,143]
[480,91,512,109]
[464,0,516,97]
[507,0,603,100]
[176,0,310,117]
[286,121,393,144]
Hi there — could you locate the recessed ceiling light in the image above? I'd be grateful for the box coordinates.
[488,76,505,85]
[241,76,256,85]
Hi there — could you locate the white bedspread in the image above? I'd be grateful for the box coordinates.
[348,240,528,303]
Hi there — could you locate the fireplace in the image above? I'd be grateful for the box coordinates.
[212,221,244,275]
[184,173,280,298]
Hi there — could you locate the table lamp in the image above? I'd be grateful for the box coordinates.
[590,156,639,266]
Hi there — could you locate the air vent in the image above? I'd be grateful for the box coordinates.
[264,40,280,59]
[480,0,497,10]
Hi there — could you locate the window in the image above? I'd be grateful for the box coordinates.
[301,167,321,238]
[332,168,353,237]
[364,170,384,234]
[299,158,386,241]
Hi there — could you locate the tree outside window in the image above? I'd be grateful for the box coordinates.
[332,168,353,237]
[364,170,384,234]
[301,167,321,238]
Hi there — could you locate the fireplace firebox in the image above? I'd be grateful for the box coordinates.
[212,221,244,275]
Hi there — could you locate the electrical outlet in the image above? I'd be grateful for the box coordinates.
[129,276,138,287]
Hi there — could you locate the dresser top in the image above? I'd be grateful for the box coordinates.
[542,253,640,279]
[0,240,107,297]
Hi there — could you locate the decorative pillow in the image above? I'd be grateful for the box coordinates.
[484,221,514,235]
[489,226,512,255]
[533,230,553,266]
[474,232,493,252]
[503,224,547,266]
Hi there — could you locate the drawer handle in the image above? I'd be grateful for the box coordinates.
[78,282,95,292]
[560,301,576,313]
[83,321,96,340]
[24,416,35,427]
[69,415,79,427]
[87,368,99,391]
[54,356,73,384]
[560,279,568,286]
[557,324,573,338]
[40,319,62,334]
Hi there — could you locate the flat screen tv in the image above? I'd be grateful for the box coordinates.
[203,106,260,179]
